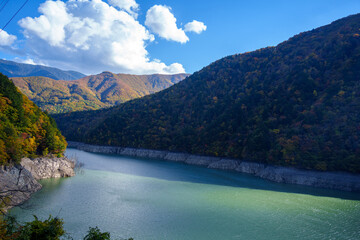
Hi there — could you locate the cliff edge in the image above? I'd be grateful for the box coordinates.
[0,156,75,212]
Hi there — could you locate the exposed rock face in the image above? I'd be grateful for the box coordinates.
[164,152,190,162]
[68,141,360,192]
[236,162,266,174]
[0,156,75,211]
[21,157,75,180]
[185,155,218,166]
[0,165,41,211]
[208,159,240,170]
[236,163,360,192]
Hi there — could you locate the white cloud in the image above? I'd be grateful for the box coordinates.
[16,0,185,74]
[184,20,207,34]
[19,1,71,47]
[108,0,138,16]
[0,30,17,46]
[14,57,46,66]
[145,5,188,44]
[21,58,36,65]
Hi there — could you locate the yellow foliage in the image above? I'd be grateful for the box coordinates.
[22,137,37,156]
[338,90,345,96]
[0,140,9,165]
[271,129,280,134]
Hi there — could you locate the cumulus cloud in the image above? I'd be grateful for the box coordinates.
[145,5,188,43]
[19,1,71,47]
[108,0,138,16]
[184,20,207,34]
[0,30,17,46]
[16,0,185,74]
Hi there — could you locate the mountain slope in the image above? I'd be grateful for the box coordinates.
[0,59,85,80]
[0,73,67,165]
[54,14,360,173]
[12,72,189,113]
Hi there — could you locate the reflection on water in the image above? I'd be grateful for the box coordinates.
[10,148,360,240]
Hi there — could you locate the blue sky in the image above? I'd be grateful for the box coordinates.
[0,0,360,75]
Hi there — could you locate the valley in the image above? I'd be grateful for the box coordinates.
[54,13,360,174]
[1,5,360,239]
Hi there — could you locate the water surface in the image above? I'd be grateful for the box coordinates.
[10,148,360,240]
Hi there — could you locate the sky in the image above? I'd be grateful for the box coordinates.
[0,0,360,75]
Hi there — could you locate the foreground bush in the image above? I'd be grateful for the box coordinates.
[0,215,132,240]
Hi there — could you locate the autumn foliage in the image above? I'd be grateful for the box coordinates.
[54,14,360,173]
[11,72,188,114]
[0,73,67,165]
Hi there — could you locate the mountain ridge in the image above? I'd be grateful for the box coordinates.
[0,59,85,80]
[54,13,360,173]
[12,72,189,113]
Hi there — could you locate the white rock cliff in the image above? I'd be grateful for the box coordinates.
[0,156,75,211]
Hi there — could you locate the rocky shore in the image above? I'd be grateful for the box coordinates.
[68,141,360,192]
[0,156,75,211]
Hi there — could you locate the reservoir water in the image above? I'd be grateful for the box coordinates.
[10,148,360,240]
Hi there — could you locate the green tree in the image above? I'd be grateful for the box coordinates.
[83,227,111,240]
[0,73,67,165]
[17,215,65,240]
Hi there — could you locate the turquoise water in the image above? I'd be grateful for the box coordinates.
[10,148,360,240]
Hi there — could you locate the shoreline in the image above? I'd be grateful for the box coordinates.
[68,141,360,192]
[0,156,75,212]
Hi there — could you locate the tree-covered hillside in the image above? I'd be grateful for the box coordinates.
[0,74,67,165]
[54,14,360,173]
[12,72,189,113]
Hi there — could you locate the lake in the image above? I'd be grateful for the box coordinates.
[10,148,360,240]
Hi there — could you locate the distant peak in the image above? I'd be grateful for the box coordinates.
[101,71,113,74]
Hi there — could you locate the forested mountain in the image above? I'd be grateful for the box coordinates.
[0,59,85,80]
[54,14,360,173]
[0,74,66,165]
[12,72,189,113]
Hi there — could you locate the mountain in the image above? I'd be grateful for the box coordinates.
[0,73,67,165]
[54,14,360,173]
[0,59,85,80]
[11,72,189,113]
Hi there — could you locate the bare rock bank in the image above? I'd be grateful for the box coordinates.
[68,141,360,192]
[0,157,75,211]
[21,157,75,180]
